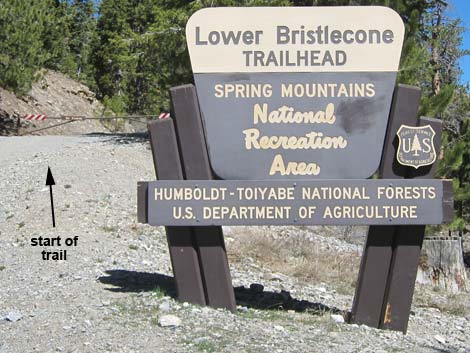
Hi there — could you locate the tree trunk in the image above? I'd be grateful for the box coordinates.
[431,2,442,96]
[416,236,468,292]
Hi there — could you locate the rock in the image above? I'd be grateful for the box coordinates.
[194,337,209,344]
[267,273,288,282]
[5,312,23,322]
[158,302,171,312]
[434,335,446,344]
[250,283,264,293]
[158,315,181,327]
[201,307,212,315]
[331,314,345,324]
[237,306,248,313]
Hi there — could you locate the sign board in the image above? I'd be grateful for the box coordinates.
[186,7,405,180]
[397,124,437,169]
[144,179,452,226]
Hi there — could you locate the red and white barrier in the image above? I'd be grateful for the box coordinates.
[158,112,170,119]
[23,114,47,121]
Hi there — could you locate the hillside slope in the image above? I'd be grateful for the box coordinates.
[0,71,110,135]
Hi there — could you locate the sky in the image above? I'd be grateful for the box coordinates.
[448,0,470,86]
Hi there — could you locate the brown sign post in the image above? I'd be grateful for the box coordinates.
[137,6,453,333]
[138,86,236,311]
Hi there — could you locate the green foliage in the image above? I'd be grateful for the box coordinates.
[438,87,470,234]
[42,1,76,75]
[0,0,49,94]
[92,0,290,114]
[68,0,98,87]
[397,9,431,86]
[102,95,128,116]
[0,0,97,94]
[420,84,455,117]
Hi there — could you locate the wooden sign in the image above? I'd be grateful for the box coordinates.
[138,7,454,331]
[142,179,453,226]
[186,7,405,179]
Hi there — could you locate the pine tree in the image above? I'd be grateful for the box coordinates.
[41,0,76,76]
[0,0,49,94]
[438,87,470,234]
[0,0,98,95]
[411,134,422,156]
[68,0,97,87]
[92,0,134,114]
[418,2,470,234]
[92,0,291,114]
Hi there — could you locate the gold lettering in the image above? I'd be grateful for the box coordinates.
[253,103,336,125]
[269,154,320,176]
[243,129,347,151]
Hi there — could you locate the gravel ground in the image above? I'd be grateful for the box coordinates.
[0,135,469,353]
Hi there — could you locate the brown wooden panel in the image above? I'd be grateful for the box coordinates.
[147,120,206,305]
[351,84,421,327]
[443,180,454,223]
[350,225,395,327]
[192,227,235,309]
[165,226,206,304]
[137,181,148,223]
[169,84,214,180]
[170,85,236,312]
[380,117,444,333]
[379,84,422,179]
[380,225,424,332]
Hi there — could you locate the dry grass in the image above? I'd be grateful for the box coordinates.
[227,227,361,295]
[227,226,470,318]
[414,286,470,316]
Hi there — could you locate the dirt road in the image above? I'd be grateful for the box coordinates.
[0,135,468,353]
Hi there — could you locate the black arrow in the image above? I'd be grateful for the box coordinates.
[46,167,56,227]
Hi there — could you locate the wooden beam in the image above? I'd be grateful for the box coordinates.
[170,84,236,312]
[147,119,206,305]
[380,116,443,333]
[351,84,421,327]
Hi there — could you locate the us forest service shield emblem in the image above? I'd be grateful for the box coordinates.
[396,125,436,169]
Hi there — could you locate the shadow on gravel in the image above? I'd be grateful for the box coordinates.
[420,345,455,353]
[234,285,342,315]
[98,270,342,315]
[85,132,149,144]
[98,270,176,297]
